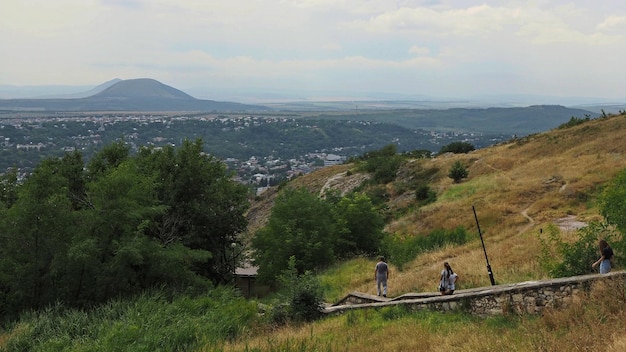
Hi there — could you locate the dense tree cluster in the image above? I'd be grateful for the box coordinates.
[0,116,454,174]
[438,141,475,155]
[354,144,407,184]
[252,188,385,285]
[0,139,248,318]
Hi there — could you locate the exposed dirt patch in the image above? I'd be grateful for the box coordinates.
[319,171,370,197]
[554,215,587,231]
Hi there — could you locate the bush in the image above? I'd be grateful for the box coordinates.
[277,257,325,323]
[402,149,433,159]
[558,115,591,129]
[538,222,620,277]
[358,144,405,184]
[598,166,626,268]
[438,142,475,155]
[448,161,469,183]
[415,184,437,205]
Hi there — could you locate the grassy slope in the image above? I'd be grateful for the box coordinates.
[376,114,626,296]
[248,113,626,298]
[229,113,626,351]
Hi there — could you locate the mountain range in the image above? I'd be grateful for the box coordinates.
[0,78,269,112]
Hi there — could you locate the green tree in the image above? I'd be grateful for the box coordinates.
[403,149,433,158]
[362,144,398,160]
[359,144,404,184]
[252,187,335,285]
[81,160,167,298]
[0,157,75,315]
[85,140,130,182]
[448,160,469,183]
[438,141,475,155]
[135,139,249,283]
[600,167,626,234]
[598,167,626,265]
[0,167,19,208]
[333,193,384,258]
[277,256,325,323]
[58,151,88,210]
[0,139,248,316]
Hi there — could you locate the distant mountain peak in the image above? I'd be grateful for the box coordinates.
[0,78,270,112]
[94,78,195,100]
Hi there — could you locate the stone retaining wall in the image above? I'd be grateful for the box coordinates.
[325,271,626,317]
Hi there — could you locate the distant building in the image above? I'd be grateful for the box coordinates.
[234,264,269,298]
[324,154,343,167]
[251,173,267,184]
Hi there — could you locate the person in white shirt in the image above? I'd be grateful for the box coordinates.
[447,271,459,294]
[439,262,459,295]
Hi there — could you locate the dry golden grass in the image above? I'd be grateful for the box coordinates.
[363,113,626,296]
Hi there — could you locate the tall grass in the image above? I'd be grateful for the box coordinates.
[382,227,469,270]
[223,279,626,351]
[0,286,258,351]
[317,257,373,303]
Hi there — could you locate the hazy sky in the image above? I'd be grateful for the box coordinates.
[2,0,626,101]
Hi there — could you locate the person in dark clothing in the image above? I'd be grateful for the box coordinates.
[592,239,614,274]
[374,257,389,297]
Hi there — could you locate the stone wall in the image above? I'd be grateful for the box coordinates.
[325,271,626,317]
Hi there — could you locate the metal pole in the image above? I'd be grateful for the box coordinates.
[231,242,237,284]
[473,205,496,285]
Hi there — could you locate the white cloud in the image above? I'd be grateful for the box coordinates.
[0,0,625,100]
[597,15,626,32]
[408,45,431,56]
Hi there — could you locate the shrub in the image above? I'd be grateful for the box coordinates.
[538,222,619,277]
[438,142,475,155]
[448,160,469,183]
[277,257,325,323]
[415,184,437,205]
[402,149,433,158]
[358,144,405,184]
[599,166,626,267]
[558,115,591,129]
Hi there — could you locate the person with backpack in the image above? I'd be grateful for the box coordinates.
[439,262,453,295]
[447,269,459,295]
[592,239,614,274]
[374,256,389,297]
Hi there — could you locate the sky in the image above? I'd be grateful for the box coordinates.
[1,0,626,103]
